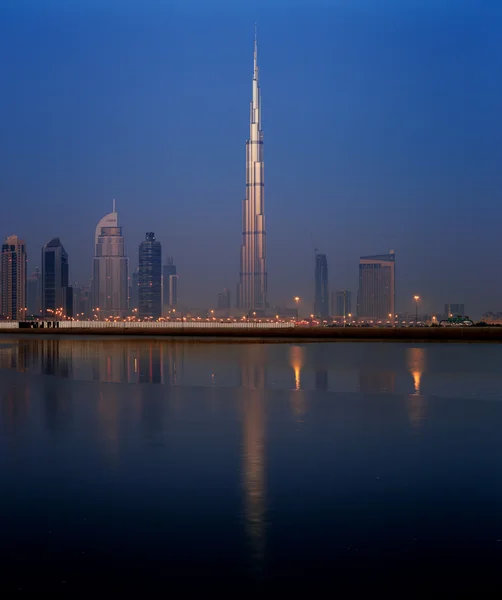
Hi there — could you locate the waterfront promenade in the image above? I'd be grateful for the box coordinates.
[1,323,502,342]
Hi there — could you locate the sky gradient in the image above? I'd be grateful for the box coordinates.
[1,0,501,317]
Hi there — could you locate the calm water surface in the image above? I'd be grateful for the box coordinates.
[1,337,502,593]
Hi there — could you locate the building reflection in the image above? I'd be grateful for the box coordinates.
[0,340,184,386]
[314,344,328,392]
[97,386,121,467]
[240,345,266,576]
[406,347,428,433]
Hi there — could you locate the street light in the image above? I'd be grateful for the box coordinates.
[414,295,420,325]
[294,296,300,320]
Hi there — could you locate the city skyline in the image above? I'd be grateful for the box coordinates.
[1,2,502,316]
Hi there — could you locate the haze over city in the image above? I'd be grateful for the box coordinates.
[1,0,501,317]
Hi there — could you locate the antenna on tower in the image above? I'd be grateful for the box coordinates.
[309,231,320,255]
[112,198,116,213]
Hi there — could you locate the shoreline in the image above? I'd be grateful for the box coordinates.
[0,326,501,343]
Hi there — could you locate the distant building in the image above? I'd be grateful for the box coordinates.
[92,204,129,318]
[163,257,178,311]
[27,267,42,317]
[444,303,465,317]
[217,288,231,310]
[1,235,27,321]
[42,237,73,318]
[130,269,139,311]
[138,232,162,319]
[314,253,329,319]
[333,290,352,317]
[73,284,91,319]
[357,251,395,320]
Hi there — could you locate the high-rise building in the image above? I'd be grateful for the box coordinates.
[333,290,352,317]
[0,235,27,321]
[357,251,395,320]
[217,288,231,310]
[163,257,178,311]
[41,237,73,318]
[444,303,465,317]
[314,253,329,319]
[238,31,267,312]
[27,267,42,317]
[138,232,162,319]
[92,204,129,317]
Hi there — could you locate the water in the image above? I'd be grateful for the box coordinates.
[1,337,502,594]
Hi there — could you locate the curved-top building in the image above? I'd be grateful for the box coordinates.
[92,202,129,317]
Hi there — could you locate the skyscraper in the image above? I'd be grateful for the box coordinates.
[333,290,352,317]
[92,204,129,317]
[163,257,178,311]
[138,232,162,319]
[27,267,42,317]
[314,253,329,319]
[0,235,27,321]
[41,237,73,318]
[238,31,267,312]
[357,251,395,320]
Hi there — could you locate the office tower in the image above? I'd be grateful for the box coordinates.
[238,31,267,312]
[27,267,42,317]
[217,288,231,310]
[0,235,27,321]
[444,303,465,317]
[333,290,352,317]
[138,232,162,319]
[130,269,139,311]
[41,238,73,318]
[357,251,395,320]
[92,204,129,317]
[163,257,178,310]
[314,252,329,319]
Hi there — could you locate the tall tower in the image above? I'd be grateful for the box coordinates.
[314,252,329,319]
[138,232,162,319]
[0,235,27,320]
[238,29,267,312]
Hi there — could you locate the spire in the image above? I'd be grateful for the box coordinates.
[112,198,116,213]
[253,23,258,82]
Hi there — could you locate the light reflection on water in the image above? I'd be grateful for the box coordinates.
[1,338,502,592]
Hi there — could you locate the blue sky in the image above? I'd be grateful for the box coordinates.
[0,0,501,316]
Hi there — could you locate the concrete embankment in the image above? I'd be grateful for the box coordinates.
[0,326,501,342]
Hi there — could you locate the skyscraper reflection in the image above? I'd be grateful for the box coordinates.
[240,345,266,576]
[406,347,428,433]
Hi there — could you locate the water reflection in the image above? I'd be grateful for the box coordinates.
[406,347,428,433]
[240,345,266,576]
[289,345,307,420]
